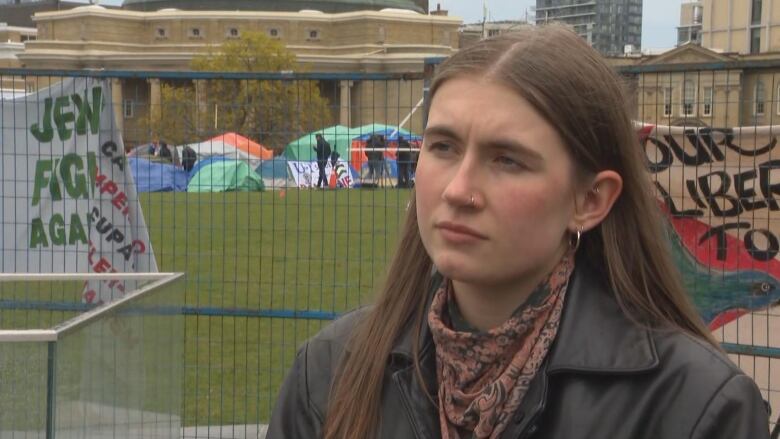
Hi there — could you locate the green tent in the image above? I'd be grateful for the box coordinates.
[283,125,356,161]
[187,160,265,192]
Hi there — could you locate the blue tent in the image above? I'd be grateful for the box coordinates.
[255,157,290,180]
[353,128,422,143]
[129,157,188,192]
[255,157,296,189]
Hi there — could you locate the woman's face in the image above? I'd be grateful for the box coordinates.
[416,76,579,293]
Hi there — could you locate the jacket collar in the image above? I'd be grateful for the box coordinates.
[547,262,659,374]
[390,263,659,375]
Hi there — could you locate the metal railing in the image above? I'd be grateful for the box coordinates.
[0,272,184,438]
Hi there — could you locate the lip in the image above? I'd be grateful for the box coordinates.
[435,221,488,241]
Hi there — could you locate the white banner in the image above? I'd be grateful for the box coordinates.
[287,159,354,188]
[0,77,157,304]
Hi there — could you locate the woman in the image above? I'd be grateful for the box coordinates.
[269,25,770,439]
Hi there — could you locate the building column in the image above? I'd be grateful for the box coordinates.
[339,80,353,126]
[111,78,124,134]
[147,78,161,138]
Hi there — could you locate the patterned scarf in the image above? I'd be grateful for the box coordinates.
[428,255,574,439]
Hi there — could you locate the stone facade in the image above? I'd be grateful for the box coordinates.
[14,5,459,147]
[622,44,780,128]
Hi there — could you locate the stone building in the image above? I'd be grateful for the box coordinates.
[619,0,780,128]
[10,0,458,147]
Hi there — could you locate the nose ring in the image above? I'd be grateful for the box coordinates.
[469,194,476,207]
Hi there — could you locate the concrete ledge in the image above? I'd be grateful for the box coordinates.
[181,424,267,438]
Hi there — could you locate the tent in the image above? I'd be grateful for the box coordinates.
[129,157,188,192]
[351,123,415,139]
[180,139,266,169]
[127,143,156,158]
[187,159,265,192]
[255,157,296,189]
[128,142,181,166]
[209,132,273,160]
[188,156,229,181]
[283,125,356,161]
[350,126,422,175]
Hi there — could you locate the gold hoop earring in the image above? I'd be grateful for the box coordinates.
[570,226,583,252]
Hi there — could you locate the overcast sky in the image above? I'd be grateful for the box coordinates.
[438,0,681,50]
[87,0,681,50]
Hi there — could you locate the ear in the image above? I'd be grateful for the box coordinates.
[569,170,623,233]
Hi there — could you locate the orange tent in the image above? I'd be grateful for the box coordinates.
[209,132,274,160]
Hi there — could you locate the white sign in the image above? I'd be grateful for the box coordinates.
[0,77,157,304]
[287,159,354,188]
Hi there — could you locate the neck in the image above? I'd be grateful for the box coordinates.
[450,247,568,332]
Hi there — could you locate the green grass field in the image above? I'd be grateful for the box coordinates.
[0,189,410,426]
[139,189,411,425]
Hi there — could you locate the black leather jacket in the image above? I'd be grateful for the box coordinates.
[269,264,770,438]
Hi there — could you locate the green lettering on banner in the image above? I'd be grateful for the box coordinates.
[49,213,66,246]
[29,218,48,248]
[87,152,97,197]
[53,96,74,141]
[59,153,89,199]
[68,213,88,245]
[30,97,54,142]
[72,87,102,136]
[31,159,52,207]
[28,86,103,143]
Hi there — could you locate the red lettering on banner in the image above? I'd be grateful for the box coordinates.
[95,169,130,217]
[93,257,111,273]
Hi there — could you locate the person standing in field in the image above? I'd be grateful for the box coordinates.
[396,134,412,188]
[314,133,331,189]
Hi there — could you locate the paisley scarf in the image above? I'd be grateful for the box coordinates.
[427,256,574,439]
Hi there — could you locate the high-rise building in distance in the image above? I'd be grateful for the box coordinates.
[535,0,642,56]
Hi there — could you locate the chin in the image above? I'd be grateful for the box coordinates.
[432,257,477,281]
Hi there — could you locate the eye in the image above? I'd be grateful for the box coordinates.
[494,155,524,170]
[761,282,772,293]
[427,141,455,155]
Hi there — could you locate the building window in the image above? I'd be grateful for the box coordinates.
[703,87,713,116]
[750,27,761,54]
[227,27,239,38]
[776,85,780,115]
[755,81,766,115]
[678,28,689,45]
[189,28,202,39]
[488,29,500,37]
[755,80,765,115]
[682,80,696,116]
[156,27,167,39]
[123,99,134,119]
[308,29,319,40]
[20,35,36,42]
[693,5,703,24]
[752,0,762,24]
[663,87,672,116]
[269,28,279,38]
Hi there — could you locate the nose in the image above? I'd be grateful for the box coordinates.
[441,155,481,209]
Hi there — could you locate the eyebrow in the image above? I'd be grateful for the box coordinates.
[424,124,544,165]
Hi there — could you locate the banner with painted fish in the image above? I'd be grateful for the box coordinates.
[642,123,780,328]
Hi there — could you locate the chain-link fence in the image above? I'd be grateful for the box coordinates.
[1,64,779,435]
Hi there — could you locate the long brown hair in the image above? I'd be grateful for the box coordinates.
[323,25,718,439]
